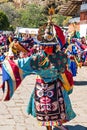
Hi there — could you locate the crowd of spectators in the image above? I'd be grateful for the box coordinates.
[0,31,87,67]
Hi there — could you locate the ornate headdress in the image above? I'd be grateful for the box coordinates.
[37,7,66,47]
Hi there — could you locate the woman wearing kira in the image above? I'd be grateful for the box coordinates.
[1,8,76,130]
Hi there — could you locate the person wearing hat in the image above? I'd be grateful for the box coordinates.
[26,18,75,130]
[1,8,76,130]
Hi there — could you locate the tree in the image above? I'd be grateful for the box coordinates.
[63,16,72,26]
[0,3,20,29]
[0,1,71,30]
[0,10,9,30]
[18,4,47,28]
[53,14,66,26]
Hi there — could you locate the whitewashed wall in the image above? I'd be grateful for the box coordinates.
[80,24,87,37]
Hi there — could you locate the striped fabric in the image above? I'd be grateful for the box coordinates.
[1,60,23,101]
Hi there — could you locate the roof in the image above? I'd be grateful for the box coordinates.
[58,0,83,16]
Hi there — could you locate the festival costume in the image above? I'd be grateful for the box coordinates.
[65,40,83,77]
[1,50,76,127]
[0,8,76,130]
[66,46,77,77]
[26,51,75,126]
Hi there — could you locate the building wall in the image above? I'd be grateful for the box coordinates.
[80,11,87,25]
[80,24,87,37]
[80,3,87,37]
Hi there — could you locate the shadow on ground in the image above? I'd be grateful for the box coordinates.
[0,74,2,76]
[74,81,87,86]
[53,125,87,130]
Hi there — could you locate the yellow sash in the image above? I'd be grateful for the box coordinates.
[61,73,73,91]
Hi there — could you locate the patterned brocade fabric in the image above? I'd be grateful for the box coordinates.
[29,51,68,84]
[30,51,50,70]
[30,51,68,73]
[48,51,68,73]
[35,80,68,126]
